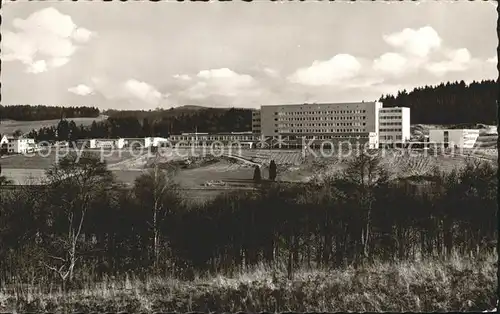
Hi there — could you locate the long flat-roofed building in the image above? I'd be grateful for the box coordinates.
[257,101,383,148]
[169,132,261,148]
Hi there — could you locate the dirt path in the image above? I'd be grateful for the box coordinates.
[222,153,262,166]
[107,152,149,170]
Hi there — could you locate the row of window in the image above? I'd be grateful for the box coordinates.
[276,110,367,115]
[380,128,403,132]
[277,122,366,127]
[276,129,367,134]
[380,122,402,126]
[380,135,403,140]
[276,116,367,122]
[380,116,402,120]
[302,135,369,139]
[380,109,402,113]
[170,136,258,141]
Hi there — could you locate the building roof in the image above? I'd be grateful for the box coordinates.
[261,101,379,108]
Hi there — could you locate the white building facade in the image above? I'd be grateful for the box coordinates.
[378,107,411,145]
[0,136,36,154]
[257,101,382,148]
[428,129,480,149]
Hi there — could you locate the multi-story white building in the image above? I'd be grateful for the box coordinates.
[257,101,382,148]
[0,135,36,154]
[378,107,411,145]
[428,129,480,149]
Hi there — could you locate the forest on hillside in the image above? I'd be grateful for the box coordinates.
[0,105,100,121]
[379,80,497,125]
[27,108,252,142]
[104,107,252,133]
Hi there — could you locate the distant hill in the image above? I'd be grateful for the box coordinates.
[379,80,497,124]
[25,107,253,142]
[103,106,253,134]
[0,105,100,121]
[103,105,228,119]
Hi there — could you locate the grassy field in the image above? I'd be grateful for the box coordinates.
[0,115,107,135]
[0,253,496,312]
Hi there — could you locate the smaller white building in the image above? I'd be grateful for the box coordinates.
[0,135,36,154]
[145,137,169,148]
[428,129,480,149]
[89,138,125,149]
[378,107,411,144]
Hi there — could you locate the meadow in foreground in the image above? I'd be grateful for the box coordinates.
[1,252,497,313]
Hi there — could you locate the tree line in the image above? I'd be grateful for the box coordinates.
[0,152,496,287]
[379,80,497,125]
[104,107,252,134]
[0,105,100,121]
[26,107,252,142]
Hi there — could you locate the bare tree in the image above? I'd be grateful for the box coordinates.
[133,165,180,269]
[343,151,389,260]
[42,152,113,288]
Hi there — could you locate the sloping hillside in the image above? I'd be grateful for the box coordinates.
[380,80,497,124]
[0,115,108,136]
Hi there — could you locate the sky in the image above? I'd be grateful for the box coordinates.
[1,0,498,110]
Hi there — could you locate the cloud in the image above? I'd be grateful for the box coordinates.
[372,52,408,75]
[383,26,441,57]
[185,68,256,99]
[68,84,94,96]
[2,7,94,73]
[50,57,70,68]
[124,79,163,104]
[173,74,192,81]
[487,56,497,64]
[263,67,279,77]
[288,54,362,86]
[75,77,163,106]
[196,68,254,82]
[160,68,262,107]
[26,60,47,74]
[72,27,93,43]
[425,48,472,76]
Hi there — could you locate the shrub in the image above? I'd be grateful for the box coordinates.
[253,165,261,182]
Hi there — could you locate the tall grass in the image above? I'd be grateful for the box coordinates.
[1,252,497,313]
